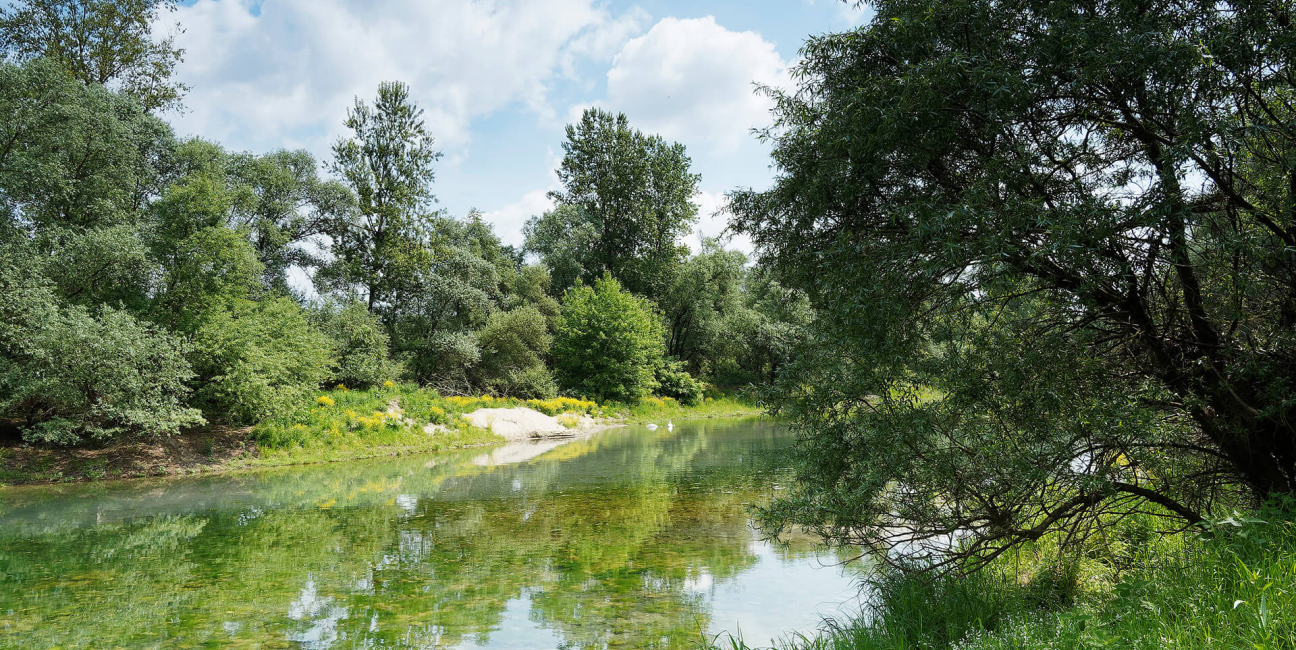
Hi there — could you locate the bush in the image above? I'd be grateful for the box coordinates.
[474,306,553,397]
[553,274,665,403]
[189,297,334,424]
[654,359,704,405]
[497,365,559,400]
[0,290,205,445]
[313,301,401,389]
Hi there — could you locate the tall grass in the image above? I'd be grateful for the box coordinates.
[712,504,1296,650]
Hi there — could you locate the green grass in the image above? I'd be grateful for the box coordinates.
[245,383,506,466]
[710,504,1296,650]
[609,393,763,423]
[244,384,763,468]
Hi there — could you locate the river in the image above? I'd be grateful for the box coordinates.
[0,418,865,649]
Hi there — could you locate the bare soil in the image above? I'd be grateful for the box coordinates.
[0,425,258,486]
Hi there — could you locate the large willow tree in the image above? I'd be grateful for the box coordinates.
[731,0,1296,571]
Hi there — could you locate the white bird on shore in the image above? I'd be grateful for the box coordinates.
[645,423,658,431]
[667,420,674,431]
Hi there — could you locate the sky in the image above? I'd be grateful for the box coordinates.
[162,0,872,254]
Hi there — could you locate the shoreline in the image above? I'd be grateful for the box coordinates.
[0,407,763,488]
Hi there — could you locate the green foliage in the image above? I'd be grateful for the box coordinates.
[711,508,1296,650]
[0,261,202,444]
[226,149,354,293]
[0,0,187,111]
[654,359,703,406]
[554,274,666,403]
[498,365,559,400]
[322,80,441,310]
[47,223,153,309]
[504,263,561,326]
[387,241,499,387]
[473,306,555,398]
[189,298,334,425]
[730,0,1296,569]
[530,108,700,299]
[312,301,400,389]
[658,239,749,375]
[150,139,348,296]
[152,226,263,331]
[523,204,600,295]
[0,58,174,231]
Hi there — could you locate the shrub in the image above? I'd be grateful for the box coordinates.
[1,303,205,445]
[473,305,552,396]
[189,297,334,424]
[497,365,559,400]
[312,301,401,389]
[654,359,704,405]
[553,274,665,403]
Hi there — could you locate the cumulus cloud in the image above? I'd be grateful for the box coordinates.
[690,189,751,255]
[165,0,648,158]
[597,16,791,155]
[483,189,555,248]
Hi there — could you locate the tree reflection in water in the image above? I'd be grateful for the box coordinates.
[0,419,864,649]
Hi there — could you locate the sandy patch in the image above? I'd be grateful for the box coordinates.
[463,407,569,440]
[462,407,603,441]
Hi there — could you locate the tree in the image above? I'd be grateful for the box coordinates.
[227,149,354,293]
[472,306,556,399]
[730,0,1296,572]
[658,239,748,374]
[383,217,504,389]
[553,274,665,403]
[0,58,174,232]
[189,297,334,425]
[323,81,441,312]
[531,108,700,298]
[0,0,187,112]
[523,204,600,295]
[0,257,203,444]
[311,301,400,389]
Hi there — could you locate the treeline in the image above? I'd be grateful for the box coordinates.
[0,1,810,446]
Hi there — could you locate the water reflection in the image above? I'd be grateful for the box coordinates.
[0,419,864,649]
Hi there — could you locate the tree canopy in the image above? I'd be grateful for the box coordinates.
[322,80,441,312]
[732,0,1296,571]
[0,0,187,111]
[553,274,667,403]
[530,108,700,300]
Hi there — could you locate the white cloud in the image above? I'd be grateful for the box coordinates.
[596,16,791,155]
[839,2,870,25]
[483,189,554,248]
[690,189,751,255]
[165,0,649,159]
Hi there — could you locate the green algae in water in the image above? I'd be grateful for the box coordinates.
[0,420,864,649]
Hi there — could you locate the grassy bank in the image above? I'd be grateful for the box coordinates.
[0,384,763,486]
[713,506,1296,650]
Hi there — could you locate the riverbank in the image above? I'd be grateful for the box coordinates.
[0,384,762,486]
[709,506,1296,650]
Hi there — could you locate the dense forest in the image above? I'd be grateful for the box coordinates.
[0,0,810,448]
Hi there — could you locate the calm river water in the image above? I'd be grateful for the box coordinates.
[0,419,864,649]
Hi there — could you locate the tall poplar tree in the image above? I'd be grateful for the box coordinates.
[528,108,700,299]
[321,81,441,313]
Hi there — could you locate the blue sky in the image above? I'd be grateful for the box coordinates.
[164,0,871,252]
